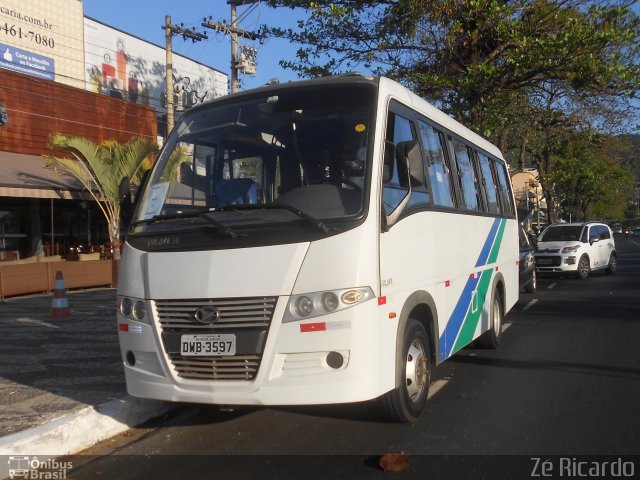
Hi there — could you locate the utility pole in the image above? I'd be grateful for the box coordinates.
[164,16,174,134]
[203,0,260,94]
[162,16,208,134]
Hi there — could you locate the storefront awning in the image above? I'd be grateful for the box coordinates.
[0,151,91,199]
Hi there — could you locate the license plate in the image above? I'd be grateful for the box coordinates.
[537,258,552,265]
[180,334,236,356]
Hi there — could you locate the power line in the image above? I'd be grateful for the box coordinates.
[202,0,261,93]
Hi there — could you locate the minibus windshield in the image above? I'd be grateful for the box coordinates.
[132,84,375,234]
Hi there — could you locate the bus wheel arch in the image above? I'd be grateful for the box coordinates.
[381,291,439,423]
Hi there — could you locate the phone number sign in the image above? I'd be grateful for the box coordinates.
[0,42,54,80]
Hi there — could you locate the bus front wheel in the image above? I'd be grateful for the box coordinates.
[381,319,431,423]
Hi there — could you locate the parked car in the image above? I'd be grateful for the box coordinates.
[632,228,640,237]
[535,222,616,279]
[519,227,536,293]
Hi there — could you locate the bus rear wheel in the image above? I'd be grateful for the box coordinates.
[381,319,431,423]
[476,290,503,349]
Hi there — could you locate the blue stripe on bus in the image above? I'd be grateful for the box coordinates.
[438,218,504,362]
[475,217,501,267]
[439,275,480,361]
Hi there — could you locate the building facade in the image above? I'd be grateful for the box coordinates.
[0,0,228,260]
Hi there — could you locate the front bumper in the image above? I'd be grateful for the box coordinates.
[534,254,578,273]
[117,297,396,406]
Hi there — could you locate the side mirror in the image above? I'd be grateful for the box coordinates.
[396,140,424,187]
[589,236,600,245]
[384,141,415,229]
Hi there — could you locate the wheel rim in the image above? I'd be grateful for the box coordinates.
[579,258,589,276]
[405,339,428,402]
[610,256,617,271]
[493,297,502,337]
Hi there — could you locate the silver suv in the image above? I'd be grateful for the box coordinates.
[535,222,617,279]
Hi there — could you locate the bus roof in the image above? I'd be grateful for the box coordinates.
[189,73,504,160]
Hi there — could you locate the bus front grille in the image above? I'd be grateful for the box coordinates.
[155,297,277,331]
[154,297,278,381]
[167,353,260,380]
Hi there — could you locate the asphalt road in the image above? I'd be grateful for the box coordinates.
[63,236,640,479]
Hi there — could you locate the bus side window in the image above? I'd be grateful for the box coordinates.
[418,121,455,208]
[478,152,500,214]
[451,138,481,211]
[493,160,515,216]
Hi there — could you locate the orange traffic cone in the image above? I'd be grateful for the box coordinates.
[51,270,70,319]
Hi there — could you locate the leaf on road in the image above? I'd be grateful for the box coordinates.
[378,452,410,472]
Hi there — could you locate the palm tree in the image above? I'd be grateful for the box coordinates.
[44,134,158,260]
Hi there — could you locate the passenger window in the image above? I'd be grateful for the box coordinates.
[451,138,480,211]
[478,152,500,213]
[494,160,515,216]
[383,112,429,214]
[418,121,455,208]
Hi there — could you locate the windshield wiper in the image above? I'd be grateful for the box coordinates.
[130,211,239,239]
[216,204,331,233]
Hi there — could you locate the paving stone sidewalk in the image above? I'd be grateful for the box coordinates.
[0,289,125,437]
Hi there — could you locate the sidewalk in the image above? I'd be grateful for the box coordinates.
[0,288,174,472]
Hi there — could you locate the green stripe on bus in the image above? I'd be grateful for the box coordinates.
[488,219,506,264]
[451,269,493,354]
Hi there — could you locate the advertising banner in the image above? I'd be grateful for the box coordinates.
[84,18,228,114]
[0,41,54,80]
[0,0,84,87]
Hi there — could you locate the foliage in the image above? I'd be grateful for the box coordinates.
[44,135,158,258]
[548,133,634,221]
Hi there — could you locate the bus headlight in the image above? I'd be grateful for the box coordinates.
[321,292,339,311]
[294,296,314,317]
[117,296,150,324]
[133,300,147,321]
[284,287,374,323]
[119,297,133,317]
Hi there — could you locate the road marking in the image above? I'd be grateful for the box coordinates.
[522,299,539,311]
[16,317,60,329]
[502,322,512,332]
[428,379,448,399]
[548,282,557,289]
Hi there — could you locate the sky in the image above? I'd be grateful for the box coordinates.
[82,0,308,91]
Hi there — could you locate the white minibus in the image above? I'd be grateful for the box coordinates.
[117,74,519,422]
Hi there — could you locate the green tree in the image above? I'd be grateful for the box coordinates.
[549,132,634,221]
[44,135,158,259]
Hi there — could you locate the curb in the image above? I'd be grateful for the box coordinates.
[0,395,175,477]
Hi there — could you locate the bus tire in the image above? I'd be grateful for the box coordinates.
[381,319,431,423]
[476,289,503,349]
